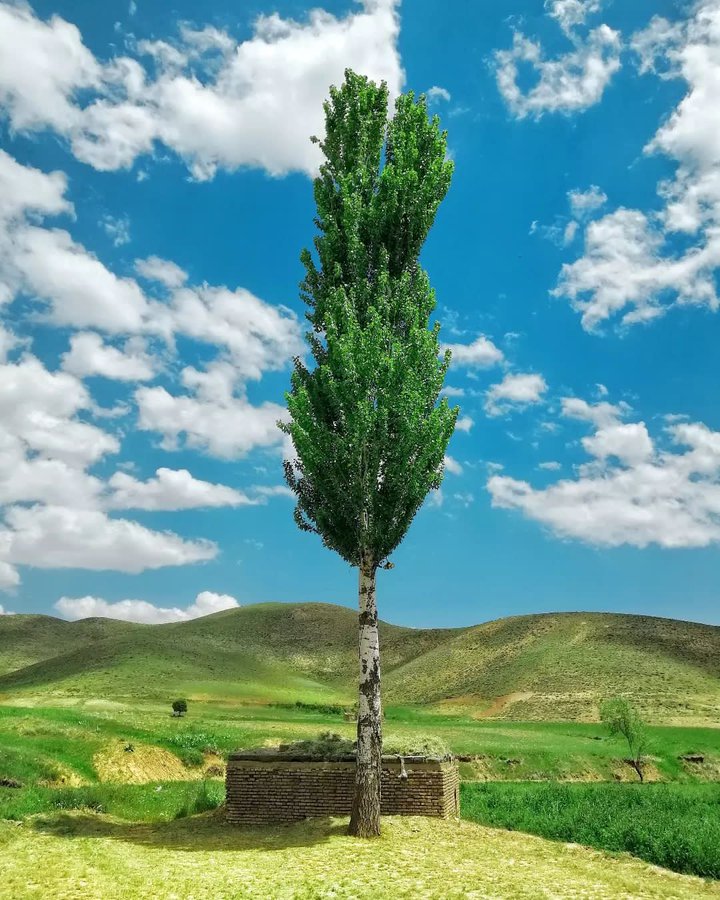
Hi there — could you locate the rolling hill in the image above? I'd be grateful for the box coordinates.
[0,603,718,723]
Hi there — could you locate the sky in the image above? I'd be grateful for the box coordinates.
[0,0,719,628]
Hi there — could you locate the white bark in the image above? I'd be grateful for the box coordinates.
[349,556,382,836]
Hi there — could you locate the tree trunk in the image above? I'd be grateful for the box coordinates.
[348,556,382,837]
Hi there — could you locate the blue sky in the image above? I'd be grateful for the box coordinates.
[1,0,719,628]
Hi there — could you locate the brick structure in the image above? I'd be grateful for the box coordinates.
[225,752,459,825]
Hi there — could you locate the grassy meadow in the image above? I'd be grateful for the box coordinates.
[1,603,719,896]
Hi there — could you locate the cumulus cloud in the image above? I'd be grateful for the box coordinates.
[1,153,302,375]
[0,149,72,223]
[488,396,720,547]
[0,603,14,614]
[55,589,238,624]
[442,335,504,368]
[135,255,188,289]
[485,373,548,416]
[136,362,287,458]
[555,0,720,329]
[0,0,403,179]
[61,333,156,381]
[0,355,118,467]
[108,467,255,510]
[495,22,621,119]
[1,505,216,574]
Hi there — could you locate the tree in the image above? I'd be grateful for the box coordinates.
[280,69,457,837]
[600,697,648,781]
[172,698,188,717]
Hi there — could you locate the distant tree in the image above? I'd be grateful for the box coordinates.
[172,699,188,717]
[280,69,457,837]
[600,697,648,781]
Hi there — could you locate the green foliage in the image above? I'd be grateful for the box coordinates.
[601,697,648,779]
[171,699,188,715]
[461,782,720,880]
[281,69,458,569]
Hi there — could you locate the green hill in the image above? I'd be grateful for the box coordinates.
[0,603,718,722]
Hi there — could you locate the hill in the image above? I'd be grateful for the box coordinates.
[0,603,718,722]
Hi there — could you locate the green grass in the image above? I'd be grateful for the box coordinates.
[0,780,224,822]
[461,781,720,880]
[1,702,719,791]
[1,603,718,722]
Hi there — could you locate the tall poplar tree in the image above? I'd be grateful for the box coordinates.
[280,70,458,837]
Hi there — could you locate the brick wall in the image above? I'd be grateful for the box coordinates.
[225,753,459,825]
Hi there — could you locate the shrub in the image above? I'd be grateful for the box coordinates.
[171,699,188,717]
[600,697,647,781]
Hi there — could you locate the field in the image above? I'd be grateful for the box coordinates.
[2,812,719,899]
[1,602,719,897]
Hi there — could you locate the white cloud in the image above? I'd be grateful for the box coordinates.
[538,460,562,470]
[0,149,72,223]
[582,422,653,465]
[495,24,621,119]
[61,332,156,381]
[489,397,720,548]
[0,3,101,134]
[1,505,216,574]
[108,467,255,510]
[545,0,602,35]
[135,255,187,289]
[100,214,130,247]
[0,1,403,179]
[0,324,19,362]
[568,185,607,216]
[0,355,118,467]
[0,602,14,614]
[427,85,451,104]
[485,373,548,416]
[165,285,303,380]
[555,1,720,328]
[443,335,504,368]
[455,416,474,433]
[250,485,294,500]
[443,454,463,475]
[0,561,19,591]
[55,589,238,624]
[136,362,287,458]
[631,15,685,76]
[8,224,151,332]
[561,395,629,428]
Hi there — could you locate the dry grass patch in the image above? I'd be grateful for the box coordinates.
[1,812,719,899]
[94,741,217,784]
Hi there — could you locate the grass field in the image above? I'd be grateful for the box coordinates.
[462,782,720,879]
[2,701,719,791]
[2,811,719,900]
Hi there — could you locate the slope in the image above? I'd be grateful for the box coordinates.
[385,611,720,721]
[0,604,718,722]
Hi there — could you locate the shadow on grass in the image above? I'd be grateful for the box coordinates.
[30,808,348,852]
